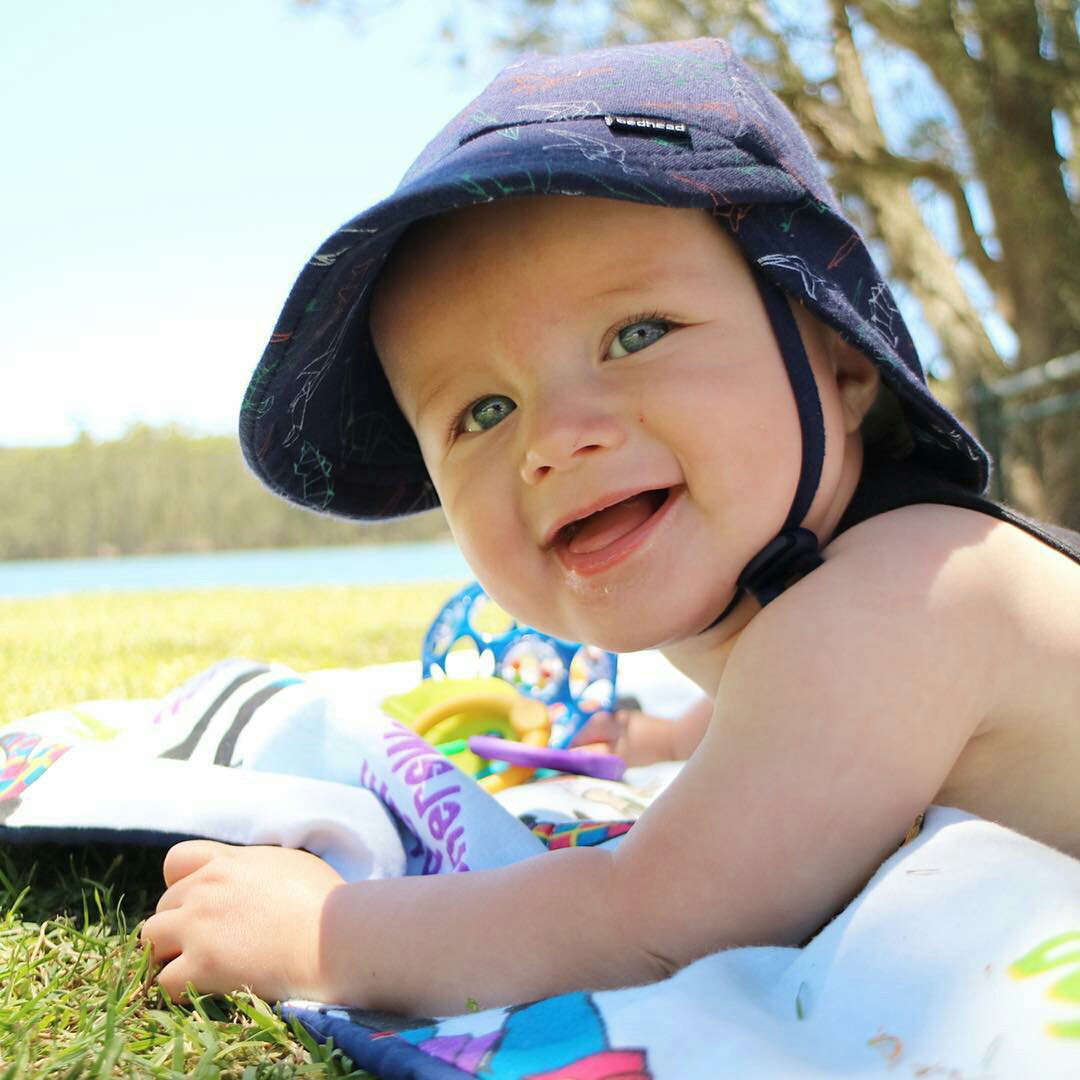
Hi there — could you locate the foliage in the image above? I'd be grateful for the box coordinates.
[0,426,450,561]
[0,582,457,1076]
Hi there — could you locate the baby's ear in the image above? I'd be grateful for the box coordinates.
[829,334,880,435]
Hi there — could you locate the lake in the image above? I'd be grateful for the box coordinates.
[0,542,473,598]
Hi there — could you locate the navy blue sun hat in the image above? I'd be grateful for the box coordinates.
[240,38,989,608]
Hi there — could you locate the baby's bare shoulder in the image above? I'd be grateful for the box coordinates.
[756,504,1011,674]
[726,505,1003,764]
[729,500,1078,756]
[821,501,1080,660]
[806,502,1080,853]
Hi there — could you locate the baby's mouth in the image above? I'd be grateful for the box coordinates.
[556,489,671,555]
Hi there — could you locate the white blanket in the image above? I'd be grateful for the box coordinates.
[2,655,1077,1078]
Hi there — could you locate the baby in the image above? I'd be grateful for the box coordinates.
[141,39,1080,1016]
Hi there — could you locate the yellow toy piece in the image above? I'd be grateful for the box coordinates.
[382,676,518,727]
[424,713,516,776]
[381,676,552,792]
[416,692,548,737]
[382,677,521,776]
[417,691,550,793]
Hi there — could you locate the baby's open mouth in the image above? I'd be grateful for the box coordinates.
[557,489,671,555]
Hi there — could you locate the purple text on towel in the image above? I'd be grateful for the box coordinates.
[357,723,470,874]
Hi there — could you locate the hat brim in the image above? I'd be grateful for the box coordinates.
[240,117,987,520]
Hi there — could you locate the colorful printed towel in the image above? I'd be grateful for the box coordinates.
[2,657,1078,1077]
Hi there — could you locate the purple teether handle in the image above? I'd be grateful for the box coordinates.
[468,735,626,781]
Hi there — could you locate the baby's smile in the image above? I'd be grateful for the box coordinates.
[546,487,678,575]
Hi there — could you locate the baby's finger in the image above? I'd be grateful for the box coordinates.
[162,839,231,886]
[151,881,185,916]
[154,955,195,1005]
[139,910,182,966]
[570,711,618,747]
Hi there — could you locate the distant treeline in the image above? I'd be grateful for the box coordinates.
[0,426,451,560]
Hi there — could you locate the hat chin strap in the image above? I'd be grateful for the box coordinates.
[702,271,826,632]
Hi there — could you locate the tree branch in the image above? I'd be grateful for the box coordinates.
[740,1,814,88]
[849,0,988,122]
[847,160,1001,288]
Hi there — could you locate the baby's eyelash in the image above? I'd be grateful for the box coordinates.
[617,309,667,332]
[605,310,673,350]
[613,306,669,334]
[446,404,471,445]
[446,398,491,444]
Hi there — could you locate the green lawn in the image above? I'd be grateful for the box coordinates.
[0,582,463,1078]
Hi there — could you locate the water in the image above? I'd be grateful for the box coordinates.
[0,542,472,598]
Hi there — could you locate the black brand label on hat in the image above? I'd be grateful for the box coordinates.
[604,114,691,146]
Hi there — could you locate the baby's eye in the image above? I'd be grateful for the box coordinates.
[607,318,670,359]
[461,394,516,433]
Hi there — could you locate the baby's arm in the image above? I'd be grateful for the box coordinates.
[143,826,670,1012]
[143,528,988,1013]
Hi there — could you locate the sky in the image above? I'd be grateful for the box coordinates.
[3,3,1020,449]
[2,0,502,446]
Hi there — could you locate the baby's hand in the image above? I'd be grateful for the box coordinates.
[572,708,678,765]
[572,696,714,765]
[140,840,345,1004]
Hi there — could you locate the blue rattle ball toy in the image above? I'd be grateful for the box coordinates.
[421,582,618,748]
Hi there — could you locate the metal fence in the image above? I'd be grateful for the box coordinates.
[969,350,1080,502]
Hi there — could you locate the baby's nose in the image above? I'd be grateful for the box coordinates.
[519,399,626,484]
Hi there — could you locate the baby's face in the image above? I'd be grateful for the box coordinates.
[371,196,854,651]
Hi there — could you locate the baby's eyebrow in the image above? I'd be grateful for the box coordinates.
[581,265,699,306]
[585,280,662,304]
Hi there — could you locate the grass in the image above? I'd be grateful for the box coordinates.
[0,582,463,1077]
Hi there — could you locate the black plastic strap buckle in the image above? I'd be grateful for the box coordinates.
[736,527,823,608]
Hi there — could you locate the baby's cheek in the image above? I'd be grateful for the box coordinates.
[442,476,518,556]
[446,518,524,605]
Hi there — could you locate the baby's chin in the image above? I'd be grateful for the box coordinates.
[579,622,713,655]
[523,601,726,656]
